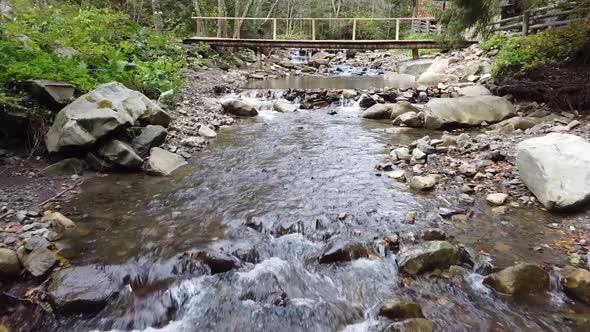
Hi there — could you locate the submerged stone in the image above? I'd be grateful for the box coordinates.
[397,241,461,276]
[483,263,549,296]
[379,301,424,321]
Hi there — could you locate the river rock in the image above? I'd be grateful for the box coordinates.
[457,85,492,97]
[273,99,298,113]
[423,96,515,129]
[360,104,396,119]
[46,82,169,153]
[98,139,143,169]
[198,125,217,139]
[342,89,358,99]
[426,57,449,73]
[560,266,590,304]
[397,241,461,275]
[398,58,435,76]
[359,95,377,108]
[516,134,590,210]
[310,51,332,67]
[318,240,371,264]
[416,72,458,88]
[145,147,188,176]
[486,193,509,206]
[279,59,296,69]
[389,102,420,120]
[379,301,424,321]
[48,266,120,313]
[395,112,422,128]
[127,125,166,157]
[0,248,21,277]
[409,175,437,191]
[197,250,238,274]
[23,247,57,277]
[386,318,434,332]
[24,236,51,251]
[489,117,542,131]
[222,99,258,117]
[483,263,549,296]
[40,158,87,176]
[383,72,417,90]
[25,80,76,111]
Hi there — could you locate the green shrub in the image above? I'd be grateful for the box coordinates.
[0,5,185,102]
[492,21,590,79]
[480,33,508,51]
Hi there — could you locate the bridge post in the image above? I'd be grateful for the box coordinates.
[312,19,316,41]
[395,19,400,41]
[256,48,262,69]
[412,48,419,60]
[273,19,277,40]
[352,19,357,40]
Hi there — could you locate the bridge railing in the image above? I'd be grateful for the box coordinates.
[192,17,440,41]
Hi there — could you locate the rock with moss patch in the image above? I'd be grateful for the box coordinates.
[46,82,170,153]
[379,302,424,321]
[560,266,590,304]
[397,241,462,276]
[483,263,549,296]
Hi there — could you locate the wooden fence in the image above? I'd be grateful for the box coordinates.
[490,3,584,35]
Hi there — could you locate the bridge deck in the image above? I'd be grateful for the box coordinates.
[182,37,449,50]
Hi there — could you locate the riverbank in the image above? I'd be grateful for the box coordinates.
[3,45,590,331]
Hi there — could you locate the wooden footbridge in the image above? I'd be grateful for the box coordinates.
[182,17,450,59]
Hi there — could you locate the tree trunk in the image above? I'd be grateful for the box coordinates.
[151,0,164,33]
[217,0,225,37]
[233,0,255,39]
[1,0,14,19]
[193,0,204,36]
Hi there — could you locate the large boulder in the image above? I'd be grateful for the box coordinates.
[517,134,590,210]
[48,266,120,314]
[145,147,188,176]
[417,72,458,88]
[426,57,449,73]
[397,241,461,275]
[360,104,396,119]
[483,263,549,296]
[129,125,167,158]
[398,59,435,76]
[423,96,515,129]
[383,73,417,90]
[98,139,143,169]
[46,82,170,153]
[560,266,590,304]
[0,248,21,278]
[222,99,259,117]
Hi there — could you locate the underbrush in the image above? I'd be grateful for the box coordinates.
[0,4,186,110]
[483,21,590,79]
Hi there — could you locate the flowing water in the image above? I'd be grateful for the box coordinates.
[18,81,590,331]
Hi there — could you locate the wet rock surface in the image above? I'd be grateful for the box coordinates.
[397,241,462,276]
[483,263,549,296]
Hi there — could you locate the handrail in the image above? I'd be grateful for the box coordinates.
[192,16,436,21]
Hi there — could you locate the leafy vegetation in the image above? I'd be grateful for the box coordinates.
[0,4,185,108]
[490,21,590,79]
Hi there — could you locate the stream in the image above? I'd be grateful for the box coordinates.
[42,86,590,331]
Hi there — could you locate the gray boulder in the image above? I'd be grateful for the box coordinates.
[417,72,458,87]
[389,101,420,120]
[383,72,417,90]
[99,139,143,169]
[457,85,492,97]
[310,51,332,67]
[398,59,435,76]
[40,158,87,176]
[360,103,396,119]
[0,248,21,277]
[145,147,188,176]
[26,80,76,111]
[424,96,515,129]
[46,82,170,153]
[516,134,590,210]
[129,125,167,158]
[222,99,259,117]
[23,247,57,277]
[483,263,549,296]
[397,241,461,275]
[395,112,422,128]
[48,266,120,313]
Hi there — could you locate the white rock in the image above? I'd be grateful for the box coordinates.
[517,133,590,210]
[145,148,188,176]
[198,125,217,138]
[486,193,509,206]
[409,175,437,191]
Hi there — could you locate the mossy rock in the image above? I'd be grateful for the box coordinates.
[397,241,462,276]
[379,301,424,321]
[560,266,590,304]
[483,263,549,296]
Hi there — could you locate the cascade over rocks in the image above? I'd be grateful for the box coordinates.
[517,134,590,210]
[423,96,515,129]
[46,82,170,153]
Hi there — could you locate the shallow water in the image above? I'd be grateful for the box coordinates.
[34,96,590,332]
